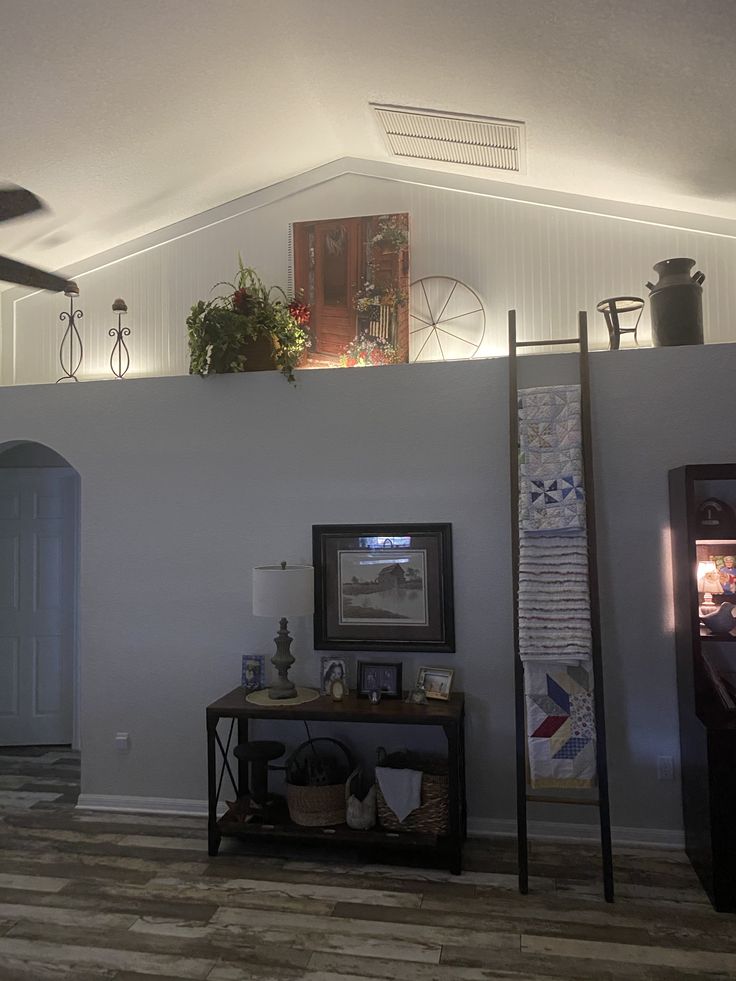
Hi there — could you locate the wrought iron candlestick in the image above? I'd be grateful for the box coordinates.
[57,282,83,382]
[109,298,131,379]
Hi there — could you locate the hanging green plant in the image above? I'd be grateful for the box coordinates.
[187,259,311,383]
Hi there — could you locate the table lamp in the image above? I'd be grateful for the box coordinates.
[253,561,314,700]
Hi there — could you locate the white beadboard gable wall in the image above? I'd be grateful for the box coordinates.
[2,158,735,385]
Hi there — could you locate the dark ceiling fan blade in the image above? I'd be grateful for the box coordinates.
[0,187,44,223]
[0,255,72,292]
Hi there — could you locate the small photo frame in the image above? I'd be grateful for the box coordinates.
[357,660,403,699]
[320,656,348,695]
[242,655,266,692]
[416,666,454,701]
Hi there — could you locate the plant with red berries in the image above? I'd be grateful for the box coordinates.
[287,291,311,328]
[188,257,311,382]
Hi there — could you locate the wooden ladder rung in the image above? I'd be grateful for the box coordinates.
[515,337,580,348]
[526,794,600,806]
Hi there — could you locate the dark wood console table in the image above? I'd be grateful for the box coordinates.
[206,688,466,873]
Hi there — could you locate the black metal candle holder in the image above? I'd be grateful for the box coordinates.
[57,282,83,382]
[109,298,131,379]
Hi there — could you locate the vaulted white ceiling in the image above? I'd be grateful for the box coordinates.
[1,0,734,278]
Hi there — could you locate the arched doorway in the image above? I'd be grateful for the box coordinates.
[0,441,80,748]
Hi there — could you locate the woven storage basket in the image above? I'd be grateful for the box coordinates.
[285,737,353,827]
[376,751,449,836]
[286,782,346,827]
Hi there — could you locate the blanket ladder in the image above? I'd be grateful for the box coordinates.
[508,309,614,903]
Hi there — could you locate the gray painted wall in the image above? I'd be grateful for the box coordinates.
[1,342,733,833]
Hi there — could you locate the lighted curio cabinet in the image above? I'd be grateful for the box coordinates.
[669,464,736,912]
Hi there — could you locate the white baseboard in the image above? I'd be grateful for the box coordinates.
[77,794,226,817]
[468,817,684,849]
[77,794,684,848]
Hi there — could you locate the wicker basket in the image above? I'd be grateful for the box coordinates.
[286,782,346,827]
[285,737,353,827]
[376,751,449,836]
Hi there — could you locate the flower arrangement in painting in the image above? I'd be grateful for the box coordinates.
[187,258,311,382]
[370,214,409,251]
[287,292,312,328]
[354,280,407,314]
[339,335,401,368]
[378,284,407,308]
[354,281,383,314]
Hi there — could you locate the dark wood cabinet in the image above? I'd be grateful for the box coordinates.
[669,464,736,912]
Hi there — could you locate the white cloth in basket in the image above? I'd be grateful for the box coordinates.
[375,766,422,822]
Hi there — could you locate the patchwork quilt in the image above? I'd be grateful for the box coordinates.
[518,385,586,532]
[524,659,597,788]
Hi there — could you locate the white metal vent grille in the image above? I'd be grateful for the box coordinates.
[372,104,525,173]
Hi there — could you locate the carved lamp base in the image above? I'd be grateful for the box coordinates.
[268,617,298,700]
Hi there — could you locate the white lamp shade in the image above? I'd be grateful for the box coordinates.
[253,563,314,618]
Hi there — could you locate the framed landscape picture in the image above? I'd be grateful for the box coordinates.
[312,523,454,652]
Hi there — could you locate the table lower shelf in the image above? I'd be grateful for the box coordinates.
[217,816,443,849]
[212,807,462,872]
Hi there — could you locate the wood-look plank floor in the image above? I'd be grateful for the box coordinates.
[0,748,734,980]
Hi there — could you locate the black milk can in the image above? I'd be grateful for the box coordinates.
[646,258,705,346]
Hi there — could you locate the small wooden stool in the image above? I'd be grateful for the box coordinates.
[234,740,285,807]
[596,296,644,350]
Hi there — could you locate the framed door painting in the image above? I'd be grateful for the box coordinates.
[312,523,454,652]
[292,214,410,366]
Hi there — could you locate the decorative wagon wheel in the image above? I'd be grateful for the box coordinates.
[409,276,486,363]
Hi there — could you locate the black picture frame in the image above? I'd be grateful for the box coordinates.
[313,523,454,652]
[320,656,348,695]
[357,660,403,699]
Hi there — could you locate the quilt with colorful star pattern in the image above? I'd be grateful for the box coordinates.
[524,659,597,788]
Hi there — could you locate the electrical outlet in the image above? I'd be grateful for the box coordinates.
[115,732,130,752]
[657,755,674,780]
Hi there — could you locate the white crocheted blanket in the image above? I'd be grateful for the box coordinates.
[518,534,592,659]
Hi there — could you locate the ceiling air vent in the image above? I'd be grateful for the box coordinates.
[371,104,525,173]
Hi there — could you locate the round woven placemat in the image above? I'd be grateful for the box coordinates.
[246,686,321,707]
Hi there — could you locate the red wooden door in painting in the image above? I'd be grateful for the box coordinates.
[295,218,362,356]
